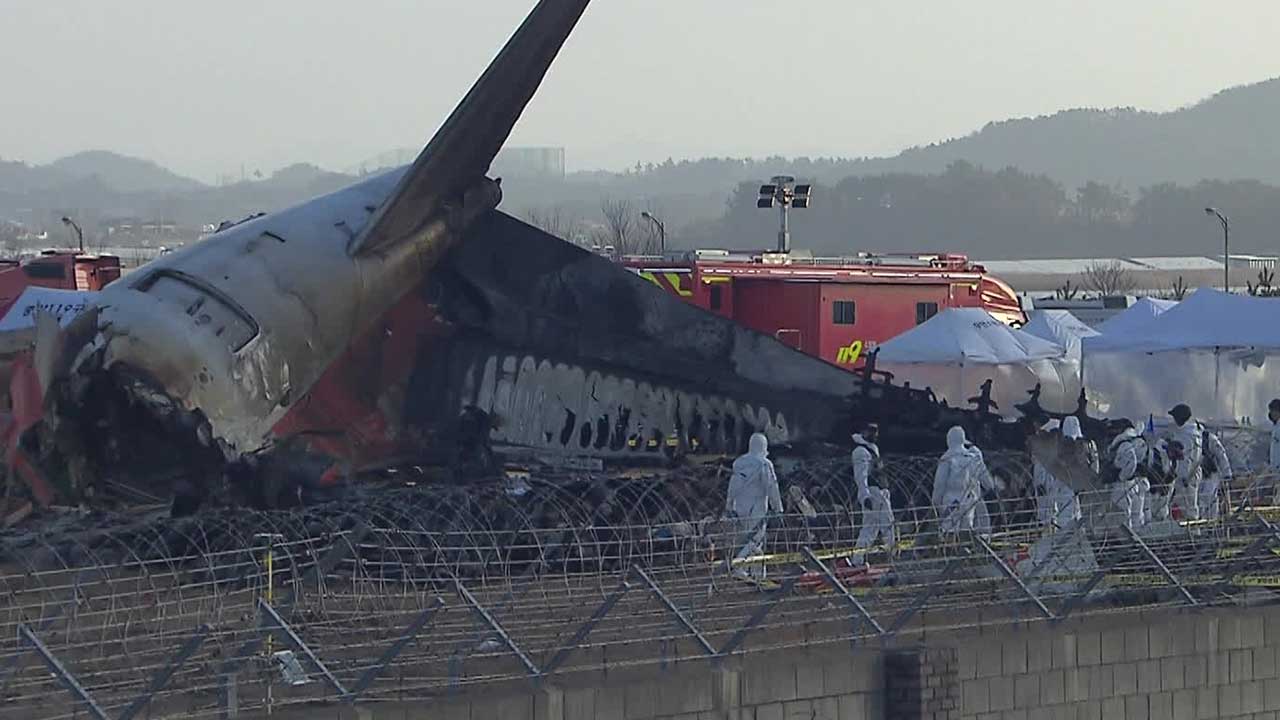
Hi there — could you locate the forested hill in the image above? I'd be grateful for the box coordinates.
[844,78,1280,189]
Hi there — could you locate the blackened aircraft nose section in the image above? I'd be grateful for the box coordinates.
[14,0,595,508]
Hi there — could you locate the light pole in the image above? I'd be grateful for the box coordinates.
[60,216,84,254]
[756,176,811,252]
[640,211,666,255]
[1204,207,1229,292]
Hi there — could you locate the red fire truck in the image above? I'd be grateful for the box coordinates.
[0,251,121,316]
[624,249,1024,369]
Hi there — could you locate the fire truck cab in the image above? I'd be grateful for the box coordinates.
[0,251,122,318]
[624,249,1024,370]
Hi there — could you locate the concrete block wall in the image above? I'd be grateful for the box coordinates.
[886,647,961,719]
[263,646,884,720]
[952,605,1280,720]
[258,604,1280,719]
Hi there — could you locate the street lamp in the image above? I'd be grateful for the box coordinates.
[60,216,84,254]
[1204,207,1229,292]
[756,176,812,252]
[640,211,666,255]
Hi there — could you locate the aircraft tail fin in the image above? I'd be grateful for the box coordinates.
[348,0,590,256]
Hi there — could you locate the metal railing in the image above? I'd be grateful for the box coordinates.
[0,455,1278,719]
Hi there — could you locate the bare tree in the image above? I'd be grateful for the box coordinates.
[1248,268,1280,297]
[1054,279,1079,300]
[601,197,642,255]
[1079,260,1137,296]
[636,199,665,255]
[524,206,570,239]
[1166,275,1190,301]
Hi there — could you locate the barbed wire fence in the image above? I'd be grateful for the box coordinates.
[0,445,1278,719]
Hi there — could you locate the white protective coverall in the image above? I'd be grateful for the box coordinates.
[1109,427,1149,530]
[932,427,996,535]
[1170,420,1205,520]
[1198,429,1232,520]
[852,434,895,551]
[1031,458,1057,527]
[726,433,783,576]
[1270,421,1280,504]
[1272,421,1280,472]
[1050,417,1092,530]
[1029,415,1070,520]
[1146,439,1173,522]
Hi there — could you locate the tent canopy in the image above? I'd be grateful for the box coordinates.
[1022,310,1099,359]
[875,307,1065,365]
[1084,289,1280,354]
[0,286,96,332]
[1088,297,1176,349]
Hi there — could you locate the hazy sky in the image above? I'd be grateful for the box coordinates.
[4,1,1280,182]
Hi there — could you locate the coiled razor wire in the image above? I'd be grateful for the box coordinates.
[0,452,1277,719]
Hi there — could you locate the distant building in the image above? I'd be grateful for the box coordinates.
[491,147,565,180]
[979,255,1279,295]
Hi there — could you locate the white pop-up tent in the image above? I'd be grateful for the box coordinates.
[875,307,1076,417]
[1022,310,1099,360]
[1091,297,1177,343]
[1082,289,1280,422]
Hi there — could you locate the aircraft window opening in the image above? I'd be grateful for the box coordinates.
[135,270,260,352]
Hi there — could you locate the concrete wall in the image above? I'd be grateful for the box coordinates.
[949,604,1280,720]
[252,603,1280,720]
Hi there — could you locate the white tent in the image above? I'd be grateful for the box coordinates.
[1083,289,1280,422]
[875,308,1077,417]
[1022,310,1099,360]
[1091,297,1177,345]
[0,287,96,332]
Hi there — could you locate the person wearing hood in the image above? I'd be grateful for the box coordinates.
[1167,404,1204,520]
[932,426,997,535]
[851,423,895,553]
[1145,436,1175,522]
[1198,426,1232,520]
[1268,399,1280,503]
[1030,419,1060,530]
[1108,420,1149,530]
[1049,416,1093,531]
[726,432,783,579]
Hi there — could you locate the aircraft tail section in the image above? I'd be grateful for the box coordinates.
[349,0,591,256]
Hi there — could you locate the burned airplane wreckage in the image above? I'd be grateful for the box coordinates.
[2,0,1107,516]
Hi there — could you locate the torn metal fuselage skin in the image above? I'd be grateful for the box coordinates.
[19,0,595,507]
[36,170,499,503]
[30,194,862,506]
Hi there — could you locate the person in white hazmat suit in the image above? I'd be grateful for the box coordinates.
[1197,427,1232,520]
[1168,404,1204,521]
[1268,399,1280,504]
[1145,437,1174,523]
[1108,421,1149,530]
[1030,418,1061,528]
[932,426,998,536]
[1047,416,1094,531]
[726,433,783,580]
[851,423,895,554]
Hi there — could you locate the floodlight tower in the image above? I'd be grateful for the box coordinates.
[61,216,84,253]
[756,176,811,252]
[1204,207,1229,292]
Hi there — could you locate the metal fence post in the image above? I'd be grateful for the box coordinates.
[634,565,717,657]
[221,671,239,720]
[117,625,212,720]
[17,624,108,720]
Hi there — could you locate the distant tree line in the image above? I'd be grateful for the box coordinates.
[690,161,1280,259]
